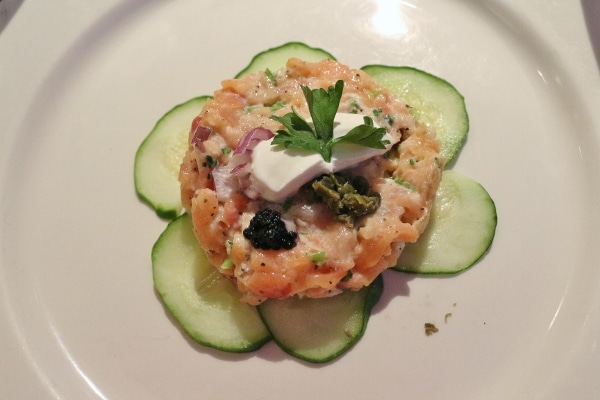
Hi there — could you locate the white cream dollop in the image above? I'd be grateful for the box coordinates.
[250,113,395,202]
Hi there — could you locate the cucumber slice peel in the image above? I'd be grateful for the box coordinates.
[152,213,271,352]
[394,170,497,274]
[134,96,209,219]
[258,275,383,363]
[235,41,336,78]
[360,65,469,166]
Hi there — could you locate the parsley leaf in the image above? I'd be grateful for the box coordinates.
[336,116,389,149]
[303,79,343,142]
[271,80,390,162]
[271,111,323,155]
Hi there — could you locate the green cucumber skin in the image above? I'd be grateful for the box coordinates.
[360,65,469,166]
[134,96,210,220]
[234,41,336,78]
[393,170,497,275]
[152,213,271,353]
[133,96,211,220]
[257,275,383,364]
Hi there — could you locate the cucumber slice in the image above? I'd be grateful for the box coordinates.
[234,42,336,78]
[360,65,469,165]
[152,213,271,352]
[258,275,383,363]
[394,170,497,274]
[134,96,209,219]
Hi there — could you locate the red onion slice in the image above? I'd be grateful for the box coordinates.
[212,166,236,201]
[212,127,274,201]
[191,118,212,151]
[234,127,274,155]
[229,127,274,176]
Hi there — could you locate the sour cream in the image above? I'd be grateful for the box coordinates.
[251,113,395,202]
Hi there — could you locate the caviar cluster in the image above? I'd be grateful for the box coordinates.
[243,209,298,250]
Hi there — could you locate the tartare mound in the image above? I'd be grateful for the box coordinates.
[179,58,444,304]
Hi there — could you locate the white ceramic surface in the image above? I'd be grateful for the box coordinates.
[2,1,600,399]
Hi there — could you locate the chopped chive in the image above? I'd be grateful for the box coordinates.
[349,99,361,114]
[309,251,327,266]
[341,270,353,282]
[220,258,234,269]
[205,155,218,168]
[394,177,416,191]
[270,100,286,111]
[244,105,261,113]
[265,68,277,85]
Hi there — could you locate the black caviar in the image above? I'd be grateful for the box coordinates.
[243,209,297,250]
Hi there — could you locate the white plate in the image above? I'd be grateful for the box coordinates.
[2,0,600,398]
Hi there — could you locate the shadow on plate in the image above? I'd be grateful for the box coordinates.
[581,0,600,74]
[152,272,419,366]
[152,288,273,363]
[369,270,414,315]
[0,0,24,34]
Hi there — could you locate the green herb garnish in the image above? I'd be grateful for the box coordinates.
[205,155,218,168]
[394,177,416,191]
[341,270,353,282]
[349,99,361,114]
[271,80,389,162]
[220,257,234,269]
[269,100,286,111]
[265,68,277,85]
[309,251,327,266]
[244,105,260,114]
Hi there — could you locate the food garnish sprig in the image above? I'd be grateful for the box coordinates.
[271,80,389,162]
